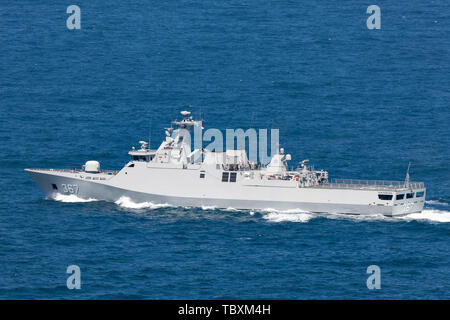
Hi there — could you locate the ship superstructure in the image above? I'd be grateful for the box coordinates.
[26,111,425,216]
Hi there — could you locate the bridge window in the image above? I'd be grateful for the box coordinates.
[222,172,229,182]
[378,194,393,200]
[131,155,149,162]
[396,194,404,200]
[406,193,414,199]
[230,172,237,182]
[200,173,205,179]
[416,191,424,197]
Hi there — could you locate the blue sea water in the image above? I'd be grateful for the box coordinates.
[0,0,449,299]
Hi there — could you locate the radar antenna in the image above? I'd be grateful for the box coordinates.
[301,159,309,168]
[180,110,191,117]
[138,141,148,150]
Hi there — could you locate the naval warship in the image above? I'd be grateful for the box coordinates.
[26,111,425,216]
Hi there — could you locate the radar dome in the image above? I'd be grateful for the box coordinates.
[84,160,100,173]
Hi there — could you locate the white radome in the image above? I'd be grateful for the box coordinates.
[84,161,100,173]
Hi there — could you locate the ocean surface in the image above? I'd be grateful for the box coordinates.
[1,1,449,299]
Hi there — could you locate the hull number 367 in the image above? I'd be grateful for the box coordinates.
[62,184,79,194]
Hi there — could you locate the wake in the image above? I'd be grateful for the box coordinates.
[46,194,450,224]
[399,209,450,223]
[114,196,173,210]
[49,193,98,203]
[260,208,450,223]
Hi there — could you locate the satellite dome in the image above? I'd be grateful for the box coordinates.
[84,160,100,173]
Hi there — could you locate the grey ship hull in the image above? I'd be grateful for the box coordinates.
[25,168,425,216]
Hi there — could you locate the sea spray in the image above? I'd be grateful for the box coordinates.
[51,193,98,203]
[114,196,172,210]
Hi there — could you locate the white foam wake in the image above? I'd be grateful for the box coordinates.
[259,208,450,224]
[261,208,315,223]
[50,193,98,203]
[263,212,314,223]
[48,194,450,223]
[321,212,388,222]
[201,205,217,210]
[399,209,450,223]
[114,196,172,210]
[223,207,242,212]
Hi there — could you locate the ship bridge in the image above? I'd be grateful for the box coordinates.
[128,141,157,162]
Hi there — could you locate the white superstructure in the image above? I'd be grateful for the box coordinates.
[25,111,426,216]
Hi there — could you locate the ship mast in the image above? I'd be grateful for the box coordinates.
[404,162,411,187]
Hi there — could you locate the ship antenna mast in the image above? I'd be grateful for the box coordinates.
[148,116,152,148]
[405,162,411,187]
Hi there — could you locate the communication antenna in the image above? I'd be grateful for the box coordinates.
[404,162,411,187]
[197,105,205,127]
[148,116,153,149]
[275,143,281,154]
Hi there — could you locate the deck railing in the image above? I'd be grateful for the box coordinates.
[29,168,120,175]
[315,178,424,190]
